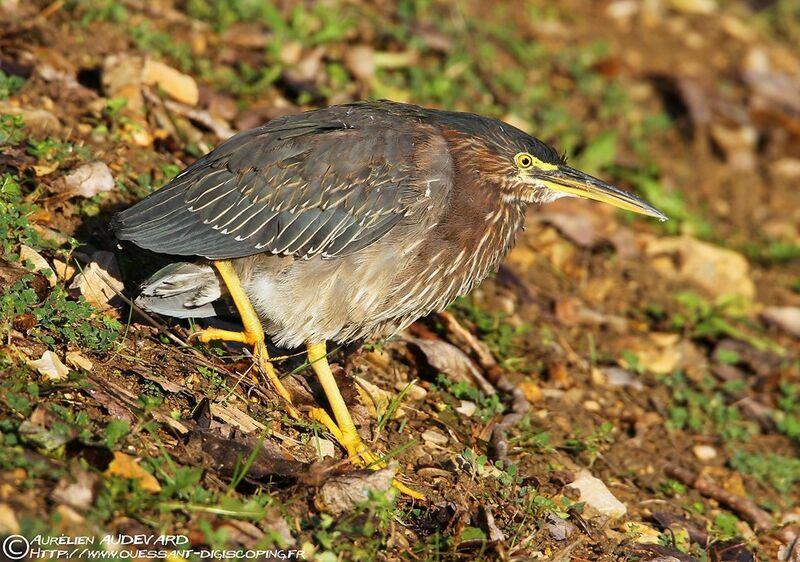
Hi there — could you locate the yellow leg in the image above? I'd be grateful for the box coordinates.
[307,342,424,500]
[193,260,299,420]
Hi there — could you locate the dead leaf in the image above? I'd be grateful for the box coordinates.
[56,162,115,198]
[315,465,396,516]
[19,244,55,286]
[105,452,161,492]
[68,251,124,309]
[66,351,93,372]
[28,350,69,381]
[211,399,266,433]
[51,465,98,510]
[0,503,20,535]
[408,338,495,395]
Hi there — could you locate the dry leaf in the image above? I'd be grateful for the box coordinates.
[19,245,55,286]
[28,350,69,381]
[105,452,161,492]
[66,351,93,372]
[69,251,124,309]
[58,162,115,198]
[315,466,396,516]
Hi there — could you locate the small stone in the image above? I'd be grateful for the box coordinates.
[421,429,448,446]
[316,466,396,516]
[394,381,427,401]
[600,367,644,390]
[566,470,627,520]
[0,103,60,136]
[142,60,199,106]
[646,236,755,300]
[762,307,800,338]
[455,400,477,417]
[314,438,335,460]
[583,400,601,412]
[692,445,717,461]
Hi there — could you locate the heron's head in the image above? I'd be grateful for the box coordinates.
[449,112,667,221]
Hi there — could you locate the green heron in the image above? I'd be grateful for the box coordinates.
[112,100,666,499]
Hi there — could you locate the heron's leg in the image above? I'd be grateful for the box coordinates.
[193,260,299,420]
[307,341,425,500]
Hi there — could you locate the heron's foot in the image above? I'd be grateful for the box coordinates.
[309,406,425,500]
[190,326,300,420]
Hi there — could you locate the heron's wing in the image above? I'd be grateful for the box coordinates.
[111,104,447,260]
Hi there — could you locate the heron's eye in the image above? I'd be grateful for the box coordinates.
[515,152,534,169]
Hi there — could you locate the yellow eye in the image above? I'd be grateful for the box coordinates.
[515,152,534,169]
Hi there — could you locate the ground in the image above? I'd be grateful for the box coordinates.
[0,1,799,561]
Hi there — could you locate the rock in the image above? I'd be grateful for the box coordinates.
[57,162,115,198]
[28,350,69,381]
[762,307,800,338]
[692,445,717,461]
[0,102,60,136]
[600,367,644,390]
[455,400,477,417]
[546,513,575,541]
[421,429,448,446]
[142,59,199,106]
[19,244,55,286]
[102,54,145,113]
[314,438,335,460]
[68,251,124,309]
[566,469,627,519]
[0,503,20,535]
[646,236,755,299]
[315,466,396,516]
[394,380,427,401]
[344,45,375,81]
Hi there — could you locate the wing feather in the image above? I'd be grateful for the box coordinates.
[111,102,449,260]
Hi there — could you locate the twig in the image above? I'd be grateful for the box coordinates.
[664,464,773,532]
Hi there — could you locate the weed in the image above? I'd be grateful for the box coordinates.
[729,449,800,495]
[434,374,505,423]
[661,371,759,442]
[0,70,25,99]
[672,291,782,353]
[449,297,530,368]
[0,173,42,253]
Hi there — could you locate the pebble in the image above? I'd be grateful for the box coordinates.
[692,444,717,461]
[455,400,476,417]
[566,470,627,519]
[421,429,448,446]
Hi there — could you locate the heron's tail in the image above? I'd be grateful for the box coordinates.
[134,262,231,318]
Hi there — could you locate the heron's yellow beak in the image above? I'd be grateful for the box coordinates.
[543,166,668,221]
